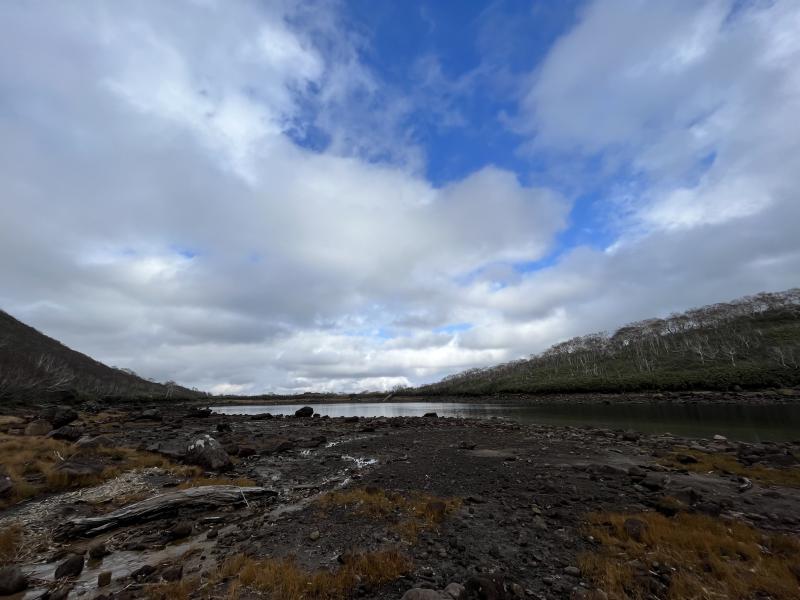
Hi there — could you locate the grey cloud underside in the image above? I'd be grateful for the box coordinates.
[1,0,799,393]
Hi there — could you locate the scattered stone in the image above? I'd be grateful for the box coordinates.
[131,564,156,581]
[294,406,314,418]
[25,419,53,436]
[98,571,112,587]
[309,530,321,541]
[161,565,183,582]
[138,408,162,421]
[88,541,107,559]
[169,521,193,539]
[54,554,84,579]
[48,425,83,441]
[443,582,466,599]
[53,457,105,481]
[563,566,581,577]
[675,453,699,465]
[0,468,13,498]
[423,412,439,418]
[186,435,232,471]
[402,589,446,600]
[0,566,27,595]
[75,435,113,449]
[237,445,256,457]
[217,422,232,432]
[39,406,78,428]
[622,430,640,442]
[713,434,728,442]
[186,407,212,419]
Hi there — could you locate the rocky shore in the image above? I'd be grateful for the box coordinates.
[1,402,799,599]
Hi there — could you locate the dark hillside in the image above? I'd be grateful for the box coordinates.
[0,310,200,402]
[420,289,800,395]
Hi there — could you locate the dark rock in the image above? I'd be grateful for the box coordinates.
[161,565,183,582]
[675,453,699,465]
[423,412,438,418]
[40,406,78,428]
[216,422,232,432]
[343,416,360,423]
[563,566,581,577]
[186,435,232,471]
[25,419,53,436]
[53,457,104,480]
[641,473,669,491]
[186,407,212,419]
[401,589,446,600]
[54,554,84,579]
[45,585,73,600]
[464,576,507,600]
[131,564,156,581]
[0,565,28,594]
[622,430,640,442]
[169,521,193,539]
[98,571,112,587]
[623,518,647,542]
[0,467,13,498]
[458,441,477,450]
[138,409,162,421]
[294,406,314,418]
[48,425,83,441]
[148,441,187,461]
[88,541,108,559]
[443,583,466,599]
[250,413,273,420]
[237,445,256,457]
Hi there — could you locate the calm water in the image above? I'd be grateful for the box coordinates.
[212,402,800,442]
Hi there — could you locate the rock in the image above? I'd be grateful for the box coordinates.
[75,435,114,449]
[169,521,193,539]
[48,425,83,441]
[25,419,53,436]
[186,407,212,418]
[294,406,314,418]
[622,430,640,442]
[148,441,187,461]
[423,412,438,418]
[39,406,78,428]
[54,553,84,579]
[0,565,28,595]
[0,468,13,498]
[458,441,477,450]
[45,585,72,600]
[641,473,669,491]
[464,576,505,600]
[443,583,466,599]
[237,445,256,457]
[88,541,108,559]
[186,435,232,471]
[401,589,446,600]
[98,571,112,587]
[309,530,321,541]
[216,422,232,432]
[161,565,183,582]
[623,517,648,542]
[563,566,581,577]
[250,413,273,420]
[675,453,699,465]
[53,457,105,481]
[138,409,162,421]
[713,434,727,442]
[131,564,156,581]
[264,439,294,453]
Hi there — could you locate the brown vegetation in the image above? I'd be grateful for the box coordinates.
[0,524,21,564]
[145,578,197,600]
[662,447,800,487]
[317,487,460,542]
[0,433,198,507]
[580,511,800,599]
[213,549,412,600]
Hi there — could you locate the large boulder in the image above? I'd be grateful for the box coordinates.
[48,425,83,442]
[53,456,105,482]
[54,553,84,579]
[39,406,78,428]
[186,435,232,471]
[25,419,53,436]
[294,406,314,418]
[0,565,27,595]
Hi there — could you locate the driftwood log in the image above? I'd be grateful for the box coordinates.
[56,485,276,539]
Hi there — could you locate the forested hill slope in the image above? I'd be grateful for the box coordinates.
[0,310,200,402]
[420,289,800,395]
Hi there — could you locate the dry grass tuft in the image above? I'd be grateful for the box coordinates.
[662,447,800,488]
[144,578,197,600]
[580,511,800,599]
[316,487,460,542]
[215,549,412,600]
[0,524,22,565]
[177,476,256,490]
[0,433,199,507]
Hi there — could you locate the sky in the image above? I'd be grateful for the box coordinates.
[1,0,799,394]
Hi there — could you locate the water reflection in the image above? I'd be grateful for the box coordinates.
[212,402,800,442]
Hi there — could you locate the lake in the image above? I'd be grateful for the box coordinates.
[211,401,800,442]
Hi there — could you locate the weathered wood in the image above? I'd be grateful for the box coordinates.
[56,485,276,539]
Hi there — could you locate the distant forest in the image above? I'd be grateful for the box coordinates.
[0,310,200,402]
[419,289,800,394]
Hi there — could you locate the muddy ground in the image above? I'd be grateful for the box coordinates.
[1,402,799,599]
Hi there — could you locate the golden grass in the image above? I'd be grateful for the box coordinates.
[145,578,197,600]
[0,524,22,565]
[176,476,256,490]
[662,447,800,488]
[580,511,800,599]
[316,487,460,543]
[0,433,200,507]
[215,549,412,600]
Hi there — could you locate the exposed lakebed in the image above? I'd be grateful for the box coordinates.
[213,401,800,441]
